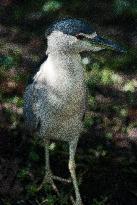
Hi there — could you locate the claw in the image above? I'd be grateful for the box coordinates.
[53,175,71,183]
[37,170,71,196]
[37,171,59,196]
[70,196,83,205]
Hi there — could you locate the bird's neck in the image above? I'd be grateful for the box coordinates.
[34,51,84,86]
[47,51,83,74]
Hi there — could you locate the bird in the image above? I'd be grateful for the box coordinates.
[23,18,125,205]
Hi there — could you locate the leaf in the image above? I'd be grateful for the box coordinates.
[43,0,62,12]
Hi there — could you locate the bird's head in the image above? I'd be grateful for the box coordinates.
[46,18,125,54]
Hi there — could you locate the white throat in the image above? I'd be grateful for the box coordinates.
[35,51,83,79]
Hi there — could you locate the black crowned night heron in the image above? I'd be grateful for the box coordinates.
[23,18,125,205]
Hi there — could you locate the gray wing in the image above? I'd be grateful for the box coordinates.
[23,84,41,133]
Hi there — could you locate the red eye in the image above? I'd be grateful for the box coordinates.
[76,34,84,40]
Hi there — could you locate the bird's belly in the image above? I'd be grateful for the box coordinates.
[48,86,84,117]
[45,114,83,141]
[38,88,85,140]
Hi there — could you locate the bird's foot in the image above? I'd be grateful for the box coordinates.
[37,170,71,195]
[75,201,83,205]
[74,200,83,205]
[53,175,71,183]
[37,170,59,195]
[70,196,83,205]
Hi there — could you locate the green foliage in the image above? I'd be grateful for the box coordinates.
[29,150,39,161]
[120,108,128,117]
[0,56,15,69]
[45,195,58,205]
[92,196,108,205]
[101,68,113,85]
[85,63,101,89]
[4,96,23,107]
[123,80,135,92]
[114,0,131,15]
[111,73,123,84]
[88,96,97,110]
[0,52,22,69]
[105,132,113,140]
[26,184,37,196]
[17,168,30,180]
[89,145,108,159]
[114,0,137,15]
[84,115,94,129]
[43,0,62,12]
[0,1,137,205]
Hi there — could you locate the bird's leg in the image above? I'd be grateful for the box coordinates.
[69,139,83,205]
[37,139,59,194]
[44,139,71,183]
[38,139,71,193]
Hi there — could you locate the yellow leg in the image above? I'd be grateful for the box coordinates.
[69,139,83,205]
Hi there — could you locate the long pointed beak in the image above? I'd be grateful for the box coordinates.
[91,35,126,53]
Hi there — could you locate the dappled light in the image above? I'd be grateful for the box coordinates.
[0,1,137,205]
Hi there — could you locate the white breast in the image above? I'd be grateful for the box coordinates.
[33,54,85,111]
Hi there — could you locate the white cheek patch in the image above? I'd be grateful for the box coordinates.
[78,32,97,39]
[47,30,75,40]
[47,30,77,49]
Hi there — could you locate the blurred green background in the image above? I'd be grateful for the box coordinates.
[0,0,137,205]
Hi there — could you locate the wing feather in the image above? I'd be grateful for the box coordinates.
[23,84,40,133]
